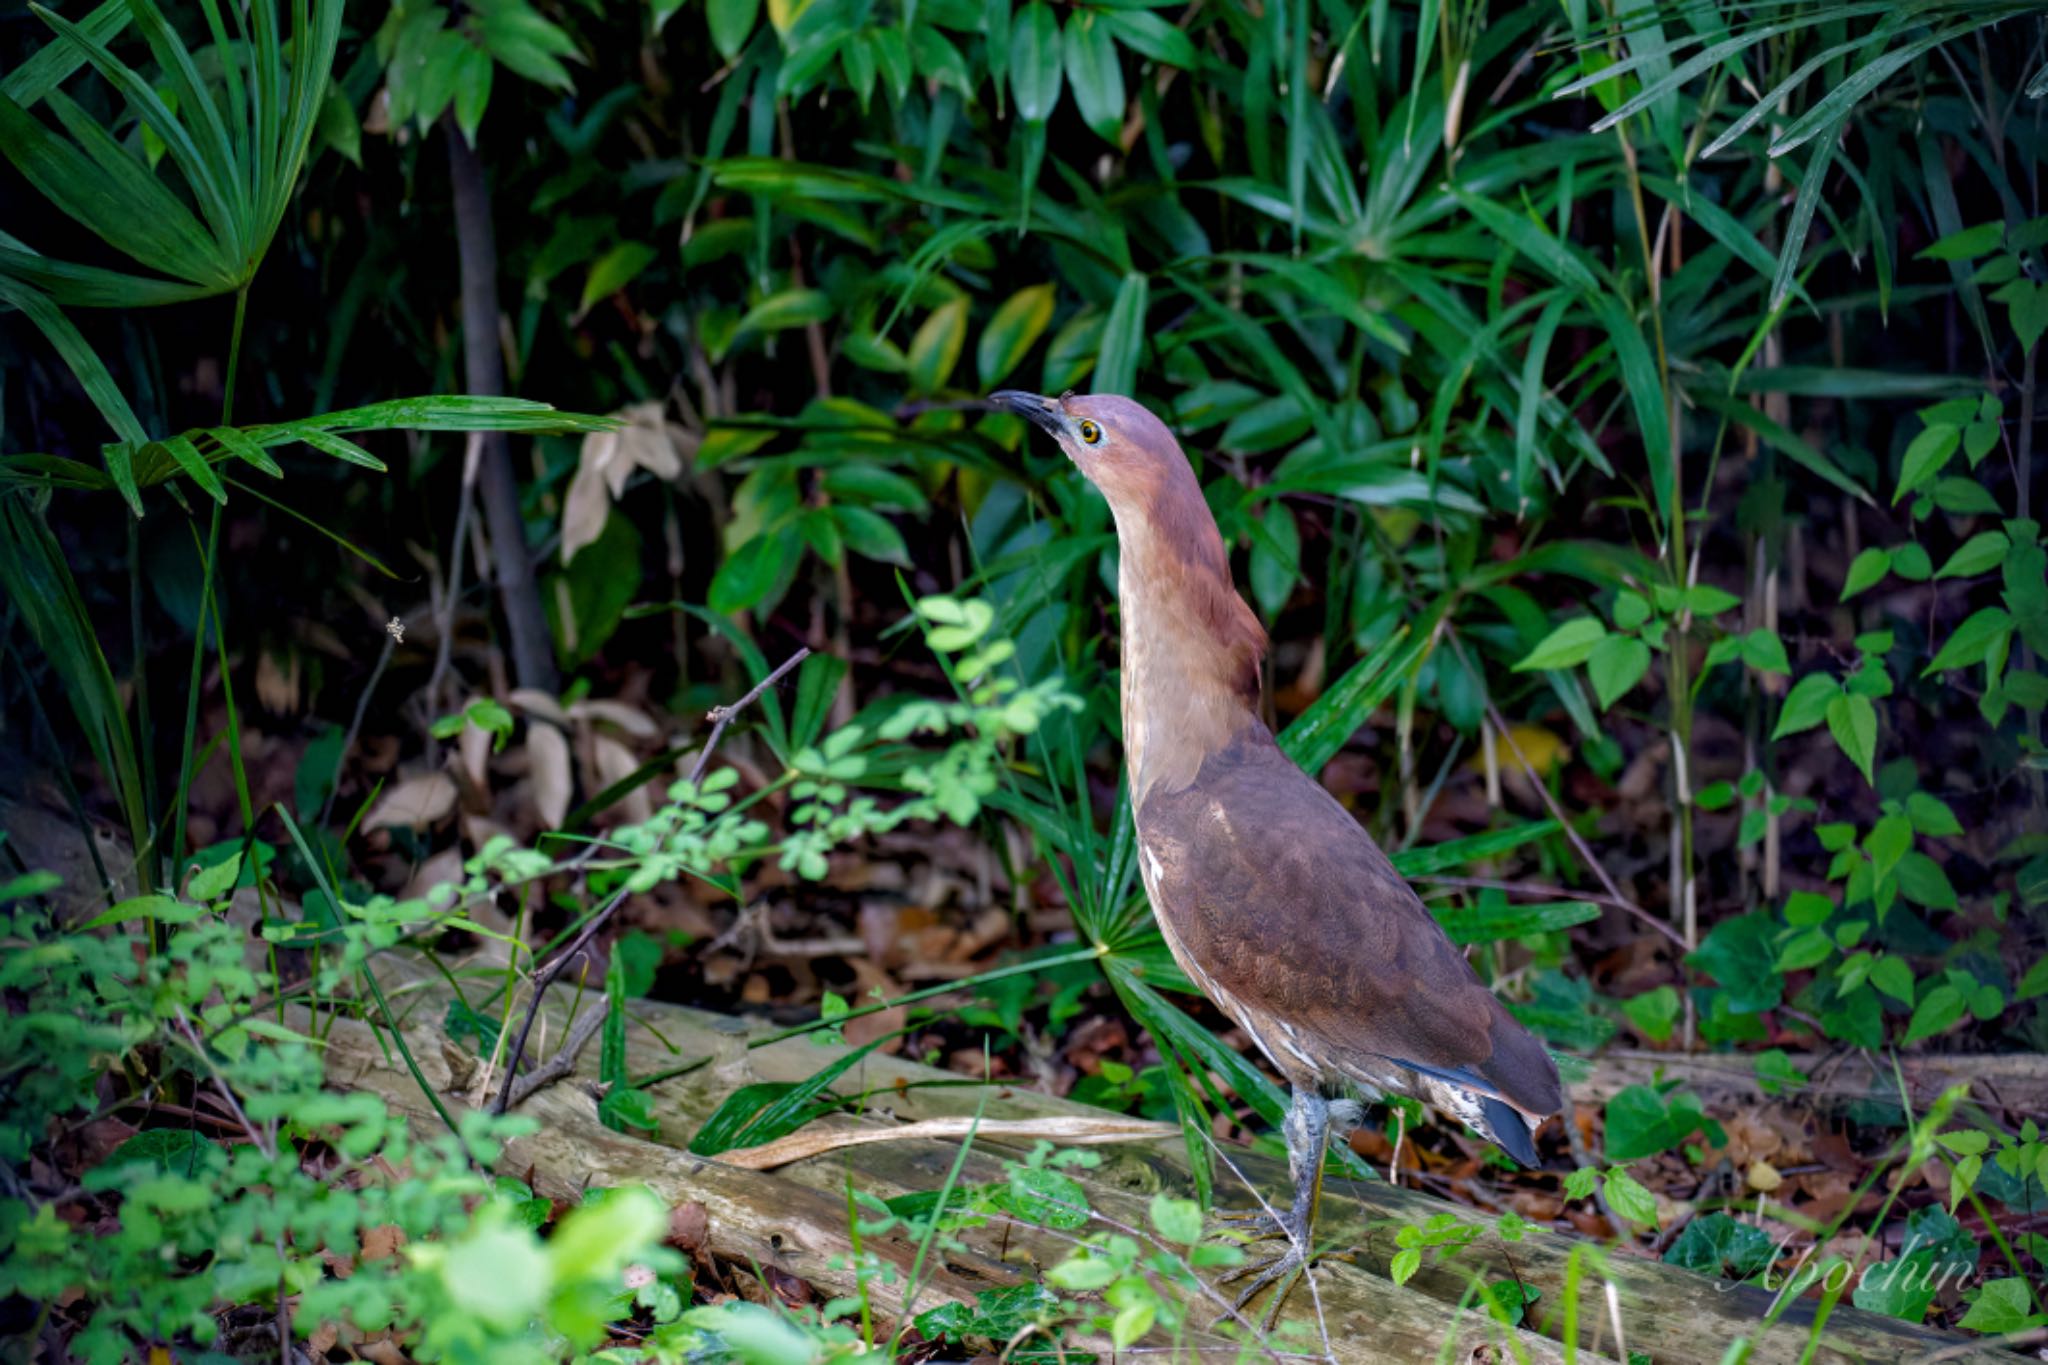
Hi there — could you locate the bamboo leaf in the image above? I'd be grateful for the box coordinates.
[1093,272,1148,396]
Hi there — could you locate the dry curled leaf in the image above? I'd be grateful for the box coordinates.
[362,771,457,829]
[588,733,650,824]
[714,1115,1178,1171]
[562,402,694,565]
[528,721,572,828]
[508,687,569,726]
[569,697,660,739]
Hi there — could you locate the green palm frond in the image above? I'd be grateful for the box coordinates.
[0,0,343,308]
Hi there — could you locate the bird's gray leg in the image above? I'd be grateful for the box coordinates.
[1216,1088,1328,1326]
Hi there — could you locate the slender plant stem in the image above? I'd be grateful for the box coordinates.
[222,285,248,427]
[493,646,813,1114]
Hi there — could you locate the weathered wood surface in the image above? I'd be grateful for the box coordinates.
[1572,1049,2048,1118]
[331,954,2026,1364]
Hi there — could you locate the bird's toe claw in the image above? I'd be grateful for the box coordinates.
[1211,1206,1289,1241]
[1219,1243,1309,1329]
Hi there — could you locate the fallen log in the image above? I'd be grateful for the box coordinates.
[323,954,2025,1365]
[1569,1049,2048,1119]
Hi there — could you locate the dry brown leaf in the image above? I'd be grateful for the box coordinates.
[458,713,492,791]
[715,1115,1179,1171]
[404,846,465,909]
[589,733,651,824]
[570,698,661,738]
[255,649,300,715]
[563,403,693,565]
[562,431,620,566]
[509,688,568,725]
[363,771,457,829]
[528,721,572,828]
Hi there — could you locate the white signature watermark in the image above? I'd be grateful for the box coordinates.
[1721,1194,1977,1299]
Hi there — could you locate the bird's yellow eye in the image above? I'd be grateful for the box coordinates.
[1078,419,1103,445]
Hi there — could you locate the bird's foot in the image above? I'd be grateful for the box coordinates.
[1213,1209,1312,1329]
[1217,1237,1309,1329]
[1210,1204,1289,1240]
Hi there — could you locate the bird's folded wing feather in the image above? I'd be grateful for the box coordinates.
[1135,723,1562,1120]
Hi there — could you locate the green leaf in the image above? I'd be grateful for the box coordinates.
[1390,820,1559,878]
[1958,1278,2046,1334]
[1514,617,1608,672]
[1904,983,1967,1044]
[1740,630,1790,675]
[1938,530,2010,579]
[977,283,1055,387]
[832,505,909,565]
[1621,986,1680,1043]
[294,426,386,472]
[1841,546,1891,599]
[1930,477,2001,516]
[1604,1168,1658,1226]
[1062,11,1124,142]
[1149,1193,1203,1245]
[1906,791,1964,837]
[1586,633,1650,709]
[1455,189,1598,292]
[1688,913,1784,1014]
[708,0,760,60]
[1870,955,1915,1004]
[1432,896,1601,945]
[1865,814,1912,885]
[1278,623,1428,775]
[1825,691,1878,785]
[1895,423,1960,504]
[1664,1212,1776,1281]
[1009,1,1062,122]
[908,296,969,394]
[1000,1166,1090,1229]
[578,241,656,316]
[735,288,832,338]
[1917,222,2003,261]
[688,1034,890,1155]
[81,893,204,928]
[2011,281,2048,355]
[1896,852,1958,911]
[1098,9,1195,67]
[1924,607,2014,676]
[476,5,579,91]
[1775,928,1834,973]
[1247,501,1300,618]
[708,531,786,614]
[1094,272,1148,396]
[185,848,242,902]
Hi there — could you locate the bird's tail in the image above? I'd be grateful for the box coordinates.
[1479,1097,1540,1167]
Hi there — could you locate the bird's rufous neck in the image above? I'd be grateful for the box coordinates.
[1105,478,1267,810]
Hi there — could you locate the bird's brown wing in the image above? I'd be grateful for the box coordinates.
[1135,721,1562,1123]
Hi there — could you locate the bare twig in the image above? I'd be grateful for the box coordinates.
[492,645,813,1115]
[502,1007,606,1109]
[320,631,396,831]
[687,646,813,786]
[1442,628,1676,951]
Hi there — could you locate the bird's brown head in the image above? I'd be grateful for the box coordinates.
[988,390,1188,511]
[993,388,1266,716]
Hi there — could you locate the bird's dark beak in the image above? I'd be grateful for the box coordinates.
[988,390,1064,437]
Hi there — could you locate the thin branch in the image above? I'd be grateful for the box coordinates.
[320,631,396,831]
[1441,628,1659,938]
[493,645,812,1115]
[502,1007,606,1109]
